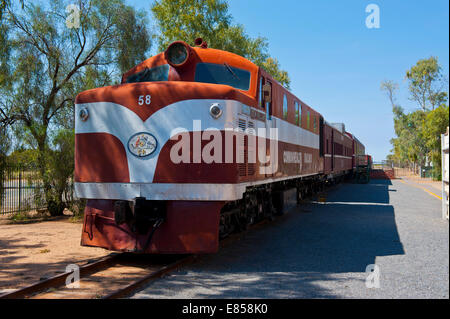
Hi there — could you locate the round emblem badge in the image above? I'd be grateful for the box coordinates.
[128,132,157,157]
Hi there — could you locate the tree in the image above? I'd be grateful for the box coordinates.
[0,0,152,214]
[389,106,428,169]
[380,80,399,110]
[423,104,449,179]
[151,0,291,88]
[406,56,448,111]
[381,57,449,179]
[0,126,9,208]
[262,58,291,90]
[46,129,76,216]
[7,148,39,166]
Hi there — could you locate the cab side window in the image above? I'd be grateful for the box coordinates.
[259,77,264,108]
[262,79,272,120]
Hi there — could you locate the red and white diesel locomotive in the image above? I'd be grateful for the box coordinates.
[74,39,366,254]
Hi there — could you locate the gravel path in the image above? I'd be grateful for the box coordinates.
[132,179,449,299]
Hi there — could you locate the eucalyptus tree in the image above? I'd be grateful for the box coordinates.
[151,0,291,88]
[406,56,448,111]
[382,57,449,177]
[0,0,152,214]
[423,105,450,178]
[0,126,9,208]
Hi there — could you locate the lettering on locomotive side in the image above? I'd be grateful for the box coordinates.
[304,153,313,164]
[283,151,302,164]
[284,151,303,171]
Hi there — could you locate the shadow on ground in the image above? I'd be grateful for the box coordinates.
[135,179,405,298]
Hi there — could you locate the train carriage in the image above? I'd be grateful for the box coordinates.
[323,123,354,177]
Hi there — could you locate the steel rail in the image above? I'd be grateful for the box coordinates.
[0,253,121,299]
[104,255,196,299]
[0,253,194,299]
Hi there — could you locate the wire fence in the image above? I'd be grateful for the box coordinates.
[0,164,47,215]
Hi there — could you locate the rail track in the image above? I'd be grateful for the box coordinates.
[0,227,265,299]
[0,221,270,299]
[0,253,195,299]
[0,182,336,299]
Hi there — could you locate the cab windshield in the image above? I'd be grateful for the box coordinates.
[194,62,251,91]
[126,64,169,83]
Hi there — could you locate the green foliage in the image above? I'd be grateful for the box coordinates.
[0,21,9,89]
[382,57,449,179]
[423,104,450,151]
[30,128,76,216]
[406,56,448,111]
[262,58,291,90]
[423,104,450,179]
[0,0,152,214]
[7,148,38,166]
[151,0,291,88]
[152,0,234,51]
[391,108,428,165]
[48,129,75,199]
[113,5,152,74]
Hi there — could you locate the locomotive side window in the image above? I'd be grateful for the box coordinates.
[195,63,251,90]
[307,111,310,129]
[314,116,317,132]
[126,64,170,83]
[295,101,300,125]
[283,94,288,120]
[299,103,302,127]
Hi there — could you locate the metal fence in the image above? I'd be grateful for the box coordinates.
[372,160,393,170]
[0,164,46,215]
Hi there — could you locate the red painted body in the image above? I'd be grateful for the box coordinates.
[322,123,354,175]
[81,200,223,253]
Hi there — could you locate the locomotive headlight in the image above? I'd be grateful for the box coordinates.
[209,103,222,119]
[79,107,89,122]
[165,41,190,67]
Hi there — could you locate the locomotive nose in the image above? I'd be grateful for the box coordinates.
[74,81,228,186]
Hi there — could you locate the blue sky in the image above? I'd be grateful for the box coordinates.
[128,0,449,161]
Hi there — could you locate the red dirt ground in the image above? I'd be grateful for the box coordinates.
[0,217,110,293]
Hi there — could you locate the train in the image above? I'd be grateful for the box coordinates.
[74,39,366,254]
